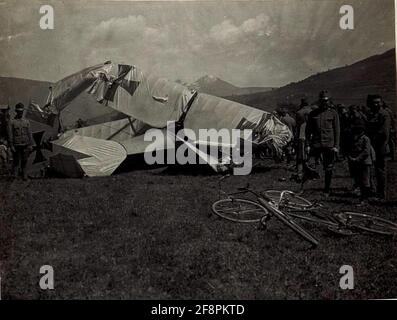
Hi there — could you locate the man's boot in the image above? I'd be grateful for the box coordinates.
[22,168,28,181]
[324,170,333,197]
[13,166,19,179]
[376,168,386,199]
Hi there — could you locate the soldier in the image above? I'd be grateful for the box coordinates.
[337,104,350,159]
[382,102,396,161]
[366,95,391,199]
[280,108,297,134]
[0,138,9,175]
[348,124,374,206]
[306,91,340,197]
[279,108,296,164]
[8,103,34,180]
[295,98,312,180]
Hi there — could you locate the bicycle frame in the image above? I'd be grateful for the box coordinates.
[264,190,396,236]
[215,177,319,246]
[227,186,319,247]
[215,180,397,239]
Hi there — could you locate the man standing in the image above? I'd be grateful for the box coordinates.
[295,98,312,180]
[279,108,296,164]
[306,91,340,197]
[366,95,391,199]
[337,105,350,159]
[8,103,34,180]
[279,108,296,134]
[382,102,396,161]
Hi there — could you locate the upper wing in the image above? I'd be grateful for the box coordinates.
[48,62,113,113]
[86,63,196,128]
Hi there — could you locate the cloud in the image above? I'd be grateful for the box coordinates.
[89,15,162,44]
[80,13,281,85]
[241,13,270,35]
[209,13,272,45]
[209,20,241,45]
[0,31,30,42]
[0,0,394,88]
[82,14,175,66]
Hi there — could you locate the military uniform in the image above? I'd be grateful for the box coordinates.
[348,131,374,201]
[281,113,296,134]
[306,106,340,193]
[0,142,8,174]
[383,106,396,160]
[295,105,312,178]
[366,108,391,198]
[280,113,296,163]
[339,110,351,158]
[8,117,33,179]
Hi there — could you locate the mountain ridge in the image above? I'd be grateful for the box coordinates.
[190,75,275,97]
[225,48,396,112]
[1,48,395,124]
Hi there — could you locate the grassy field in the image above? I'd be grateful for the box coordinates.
[0,161,396,300]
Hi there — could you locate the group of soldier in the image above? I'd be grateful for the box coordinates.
[0,103,33,180]
[279,91,394,204]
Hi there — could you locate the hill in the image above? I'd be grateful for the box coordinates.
[190,75,274,97]
[0,77,50,109]
[2,49,395,123]
[226,49,396,112]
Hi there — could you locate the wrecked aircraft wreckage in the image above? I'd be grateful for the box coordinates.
[26,61,292,177]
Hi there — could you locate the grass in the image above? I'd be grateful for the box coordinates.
[0,161,396,299]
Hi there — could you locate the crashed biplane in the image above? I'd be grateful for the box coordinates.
[26,61,292,177]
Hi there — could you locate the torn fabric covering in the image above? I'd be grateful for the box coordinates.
[47,62,113,113]
[86,62,196,128]
[53,133,127,177]
[26,103,59,127]
[83,62,290,153]
[184,93,292,155]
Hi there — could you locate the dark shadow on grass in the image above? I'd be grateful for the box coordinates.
[159,164,217,176]
[114,153,168,173]
[249,165,272,174]
[331,190,357,199]
[368,200,397,207]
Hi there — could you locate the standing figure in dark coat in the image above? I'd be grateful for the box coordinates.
[306,91,340,197]
[8,103,33,180]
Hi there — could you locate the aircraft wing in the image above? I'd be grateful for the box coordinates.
[30,61,293,177]
[39,61,291,154]
[85,62,196,128]
[53,133,127,177]
[47,62,113,113]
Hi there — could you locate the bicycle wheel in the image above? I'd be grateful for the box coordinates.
[263,190,313,210]
[258,198,319,247]
[337,212,397,236]
[212,198,268,223]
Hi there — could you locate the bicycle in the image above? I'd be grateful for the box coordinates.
[211,176,319,247]
[263,190,397,236]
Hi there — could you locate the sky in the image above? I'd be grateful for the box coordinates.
[0,0,395,87]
